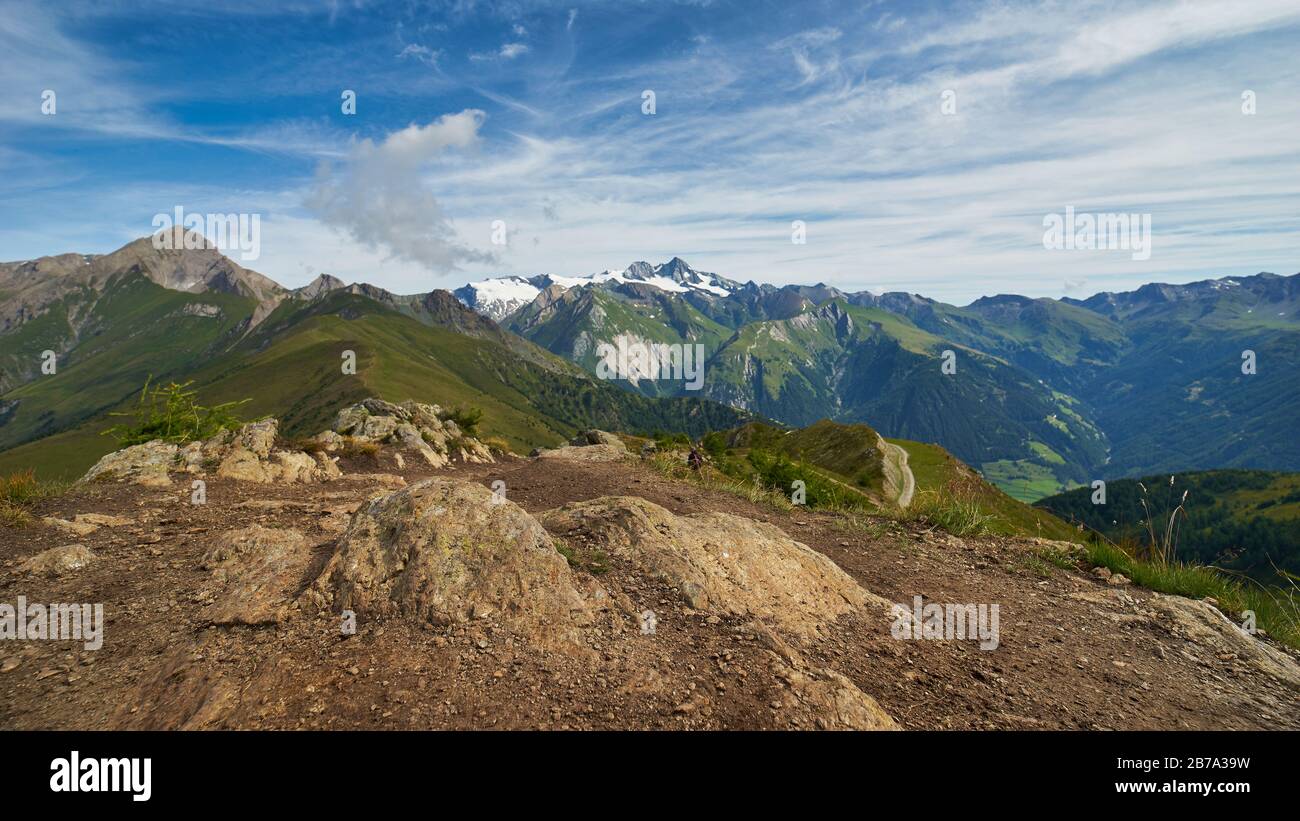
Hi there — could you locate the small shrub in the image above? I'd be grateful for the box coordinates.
[439,406,482,436]
[103,378,250,447]
[481,436,512,456]
[554,539,610,575]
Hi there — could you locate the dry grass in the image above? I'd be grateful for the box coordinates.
[903,482,996,537]
[0,469,69,527]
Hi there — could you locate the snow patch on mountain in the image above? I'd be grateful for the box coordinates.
[455,258,738,320]
[452,276,542,321]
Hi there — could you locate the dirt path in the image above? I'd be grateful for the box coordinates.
[1,452,1296,730]
[880,441,915,509]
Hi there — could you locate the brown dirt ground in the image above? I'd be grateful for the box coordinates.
[1,451,1297,730]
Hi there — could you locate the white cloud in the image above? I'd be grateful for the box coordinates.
[396,43,440,65]
[304,110,498,275]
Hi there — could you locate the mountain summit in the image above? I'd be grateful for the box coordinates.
[454,258,739,320]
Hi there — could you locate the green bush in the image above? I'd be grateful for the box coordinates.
[439,406,482,436]
[103,378,250,447]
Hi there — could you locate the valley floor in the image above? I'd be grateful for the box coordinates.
[1,453,1296,730]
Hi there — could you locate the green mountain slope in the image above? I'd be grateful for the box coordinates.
[876,293,1130,393]
[702,299,1107,497]
[697,418,1078,539]
[0,286,753,479]
[0,272,257,452]
[1036,469,1300,581]
[509,283,732,397]
[506,268,1299,500]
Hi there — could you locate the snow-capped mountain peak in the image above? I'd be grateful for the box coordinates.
[451,275,544,322]
[454,259,738,320]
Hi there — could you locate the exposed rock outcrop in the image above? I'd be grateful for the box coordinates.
[1149,594,1300,690]
[329,398,494,466]
[569,429,627,449]
[541,496,885,638]
[80,418,339,486]
[80,441,178,486]
[533,444,629,463]
[21,544,96,576]
[307,478,592,653]
[200,526,313,625]
[530,429,629,463]
[78,396,496,487]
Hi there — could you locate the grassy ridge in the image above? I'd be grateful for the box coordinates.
[0,289,753,478]
[889,438,1080,540]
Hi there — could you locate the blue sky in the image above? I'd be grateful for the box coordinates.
[2,0,1299,303]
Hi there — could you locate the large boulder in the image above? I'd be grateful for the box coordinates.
[200,526,312,625]
[80,441,178,486]
[308,479,592,652]
[541,496,884,638]
[570,430,627,450]
[21,544,96,576]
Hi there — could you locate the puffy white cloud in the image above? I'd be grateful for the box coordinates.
[305,110,497,275]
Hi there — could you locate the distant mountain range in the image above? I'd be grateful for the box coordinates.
[0,233,752,478]
[461,258,1300,500]
[2,235,1296,500]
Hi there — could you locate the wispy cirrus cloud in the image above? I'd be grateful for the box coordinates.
[3,0,1299,303]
